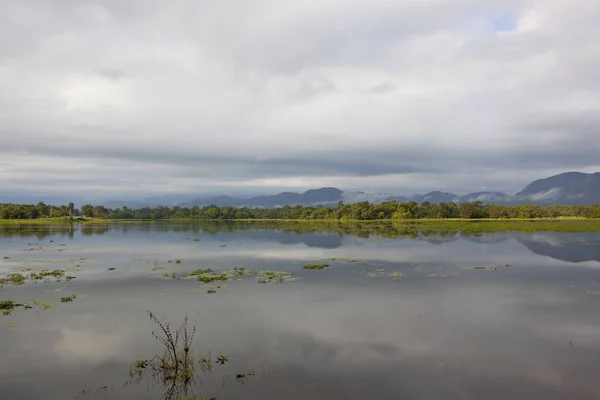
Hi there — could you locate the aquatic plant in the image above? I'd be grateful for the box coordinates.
[128,312,199,399]
[60,294,77,303]
[256,270,297,284]
[388,272,404,280]
[190,269,230,283]
[303,264,330,270]
[0,269,69,286]
[6,273,26,285]
[216,355,228,365]
[25,300,55,311]
[472,266,497,271]
[0,300,20,316]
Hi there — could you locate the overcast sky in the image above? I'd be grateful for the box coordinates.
[1,0,599,200]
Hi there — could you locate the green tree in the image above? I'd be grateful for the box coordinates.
[81,204,94,217]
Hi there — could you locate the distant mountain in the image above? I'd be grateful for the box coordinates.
[180,187,344,208]
[515,172,600,205]
[57,171,600,208]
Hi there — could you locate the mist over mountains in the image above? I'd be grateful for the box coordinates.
[99,172,600,209]
[2,172,599,208]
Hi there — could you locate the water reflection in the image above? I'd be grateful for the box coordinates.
[517,233,600,263]
[1,223,600,399]
[2,222,600,263]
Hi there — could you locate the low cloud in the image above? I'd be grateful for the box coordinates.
[1,0,599,199]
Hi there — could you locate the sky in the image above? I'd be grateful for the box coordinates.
[1,0,599,201]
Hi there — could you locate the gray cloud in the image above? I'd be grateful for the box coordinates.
[0,0,599,199]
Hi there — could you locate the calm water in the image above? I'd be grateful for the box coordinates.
[1,222,600,400]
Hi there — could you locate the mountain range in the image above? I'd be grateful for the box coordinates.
[3,172,599,208]
[110,171,598,208]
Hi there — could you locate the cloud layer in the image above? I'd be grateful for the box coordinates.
[1,0,599,199]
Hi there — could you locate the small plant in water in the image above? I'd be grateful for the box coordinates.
[216,355,229,365]
[0,300,20,316]
[61,294,77,303]
[7,273,26,285]
[303,264,330,270]
[128,312,198,399]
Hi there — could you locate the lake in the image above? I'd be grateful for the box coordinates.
[1,222,600,400]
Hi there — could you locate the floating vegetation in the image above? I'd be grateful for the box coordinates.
[0,269,68,286]
[175,260,182,264]
[25,300,55,311]
[472,266,497,271]
[236,369,256,383]
[4,322,18,328]
[585,290,600,295]
[157,292,175,297]
[256,270,298,284]
[303,264,330,270]
[1,300,20,316]
[3,256,9,259]
[427,274,439,278]
[233,267,249,277]
[505,264,512,267]
[3,273,26,285]
[216,355,229,365]
[360,268,407,280]
[388,272,404,280]
[108,268,116,271]
[326,257,359,263]
[220,244,227,248]
[192,270,230,283]
[60,294,77,303]
[207,289,216,294]
[1,299,56,315]
[158,267,298,287]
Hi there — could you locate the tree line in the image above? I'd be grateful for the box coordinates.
[2,200,600,220]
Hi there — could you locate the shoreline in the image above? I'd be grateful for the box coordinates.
[1,217,599,232]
